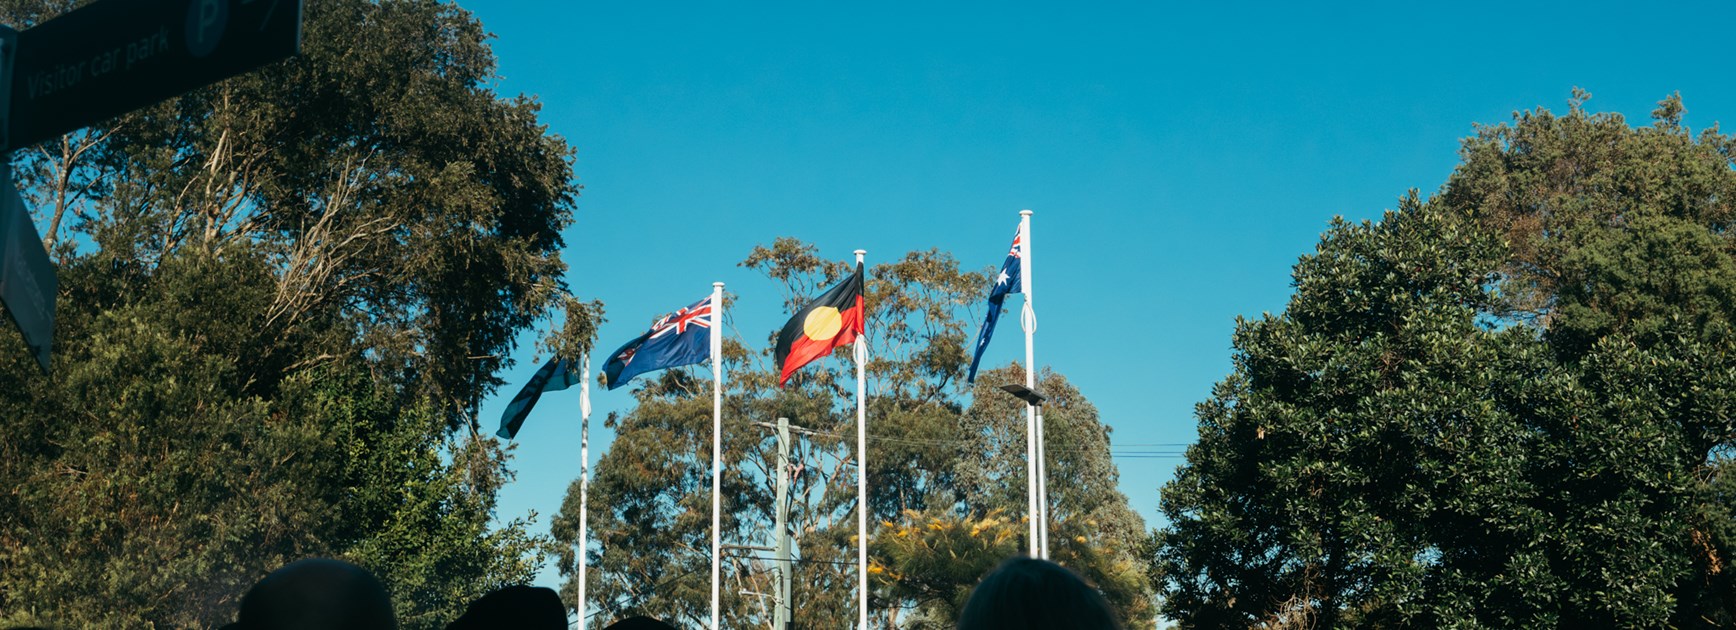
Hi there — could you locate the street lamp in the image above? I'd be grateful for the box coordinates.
[1000,383,1046,406]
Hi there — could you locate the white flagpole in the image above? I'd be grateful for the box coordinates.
[853,249,870,630]
[1036,406,1049,560]
[710,282,725,630]
[1018,209,1042,558]
[577,354,592,630]
[1029,217,1051,560]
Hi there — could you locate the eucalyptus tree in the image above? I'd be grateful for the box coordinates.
[561,238,1155,628]
[0,0,578,626]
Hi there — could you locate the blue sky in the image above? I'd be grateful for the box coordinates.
[463,0,1736,590]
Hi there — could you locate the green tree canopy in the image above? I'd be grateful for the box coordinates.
[0,0,578,626]
[1158,93,1736,628]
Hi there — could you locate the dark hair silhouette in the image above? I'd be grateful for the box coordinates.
[446,585,566,629]
[226,558,397,630]
[603,615,679,630]
[957,557,1122,630]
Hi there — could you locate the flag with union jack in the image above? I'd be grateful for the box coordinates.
[967,228,1023,382]
[601,294,716,390]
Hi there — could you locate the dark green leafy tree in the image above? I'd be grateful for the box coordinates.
[1158,93,1736,628]
[1157,195,1527,627]
[1441,90,1736,627]
[0,0,577,626]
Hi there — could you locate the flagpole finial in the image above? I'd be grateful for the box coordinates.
[1020,209,1033,216]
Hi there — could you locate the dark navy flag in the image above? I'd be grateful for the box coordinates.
[497,356,582,439]
[967,229,1024,382]
[601,295,715,390]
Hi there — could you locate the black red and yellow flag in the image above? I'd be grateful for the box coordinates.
[774,263,865,386]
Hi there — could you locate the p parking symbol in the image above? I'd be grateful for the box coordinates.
[184,0,227,58]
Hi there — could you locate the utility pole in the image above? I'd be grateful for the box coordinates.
[752,418,799,629]
[773,416,793,630]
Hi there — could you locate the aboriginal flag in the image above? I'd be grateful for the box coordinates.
[774,263,865,386]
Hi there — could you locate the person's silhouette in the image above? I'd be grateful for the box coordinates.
[224,558,397,630]
[603,615,678,630]
[957,557,1122,630]
[446,585,565,629]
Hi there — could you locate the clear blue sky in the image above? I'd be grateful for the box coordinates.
[463,0,1736,590]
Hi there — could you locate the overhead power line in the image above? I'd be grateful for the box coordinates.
[768,426,1190,459]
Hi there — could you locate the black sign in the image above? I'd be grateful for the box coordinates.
[7,0,303,151]
[0,165,56,373]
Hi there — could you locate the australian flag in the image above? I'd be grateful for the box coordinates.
[601,294,715,390]
[497,355,582,440]
[967,229,1023,382]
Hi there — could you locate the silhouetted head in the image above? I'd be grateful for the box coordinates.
[957,557,1121,630]
[603,615,679,630]
[231,558,397,630]
[446,585,565,629]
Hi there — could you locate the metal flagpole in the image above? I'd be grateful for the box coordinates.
[853,249,869,630]
[1018,210,1041,558]
[710,282,725,630]
[1036,405,1049,560]
[1029,217,1051,560]
[577,354,592,629]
